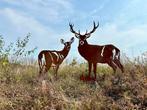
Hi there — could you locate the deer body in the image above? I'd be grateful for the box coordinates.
[38,49,67,68]
[78,42,120,63]
[38,37,74,78]
[69,22,124,81]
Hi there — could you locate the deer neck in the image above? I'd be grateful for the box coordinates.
[60,47,70,58]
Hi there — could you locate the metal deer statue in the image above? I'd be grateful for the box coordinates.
[38,37,74,78]
[69,22,124,81]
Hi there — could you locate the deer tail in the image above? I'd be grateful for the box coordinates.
[38,51,43,74]
[114,47,120,60]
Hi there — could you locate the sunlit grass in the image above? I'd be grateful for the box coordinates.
[0,56,147,110]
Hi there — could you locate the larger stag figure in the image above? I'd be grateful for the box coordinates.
[38,37,74,78]
[69,22,124,81]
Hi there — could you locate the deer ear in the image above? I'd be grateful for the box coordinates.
[60,39,65,44]
[70,37,74,43]
[85,34,91,38]
[75,34,80,39]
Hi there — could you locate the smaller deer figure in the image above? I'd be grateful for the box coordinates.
[69,22,124,81]
[38,37,74,78]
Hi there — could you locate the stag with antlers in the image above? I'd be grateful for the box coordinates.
[69,22,124,81]
[38,37,74,78]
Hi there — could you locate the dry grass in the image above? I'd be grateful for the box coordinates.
[0,58,147,110]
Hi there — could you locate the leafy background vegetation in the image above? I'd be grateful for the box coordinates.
[0,35,147,110]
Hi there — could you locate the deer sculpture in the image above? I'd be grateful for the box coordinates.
[69,22,124,81]
[38,37,74,78]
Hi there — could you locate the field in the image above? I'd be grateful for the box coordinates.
[0,55,147,110]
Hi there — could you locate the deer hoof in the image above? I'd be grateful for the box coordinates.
[80,74,96,81]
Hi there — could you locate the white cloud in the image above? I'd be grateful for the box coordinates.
[0,5,76,59]
[0,8,59,53]
[1,8,52,33]
[1,0,74,23]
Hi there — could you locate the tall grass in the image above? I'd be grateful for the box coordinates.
[0,54,147,110]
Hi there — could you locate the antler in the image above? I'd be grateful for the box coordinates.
[69,23,80,38]
[85,21,99,36]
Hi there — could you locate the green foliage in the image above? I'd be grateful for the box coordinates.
[0,33,37,86]
[0,33,37,64]
[0,35,12,65]
[13,33,37,57]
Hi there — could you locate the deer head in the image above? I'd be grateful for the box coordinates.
[60,37,74,50]
[69,21,99,45]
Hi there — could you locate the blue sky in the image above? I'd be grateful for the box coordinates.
[0,0,147,61]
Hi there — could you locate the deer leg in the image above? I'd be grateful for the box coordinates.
[44,61,51,73]
[55,64,59,79]
[88,62,92,77]
[108,61,117,73]
[41,61,51,80]
[93,63,97,80]
[39,68,42,75]
[38,62,51,80]
[81,62,92,81]
[38,62,46,77]
[84,62,92,81]
[114,59,124,73]
[38,64,44,78]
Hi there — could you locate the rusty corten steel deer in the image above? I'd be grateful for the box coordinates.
[69,22,124,81]
[38,37,74,78]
